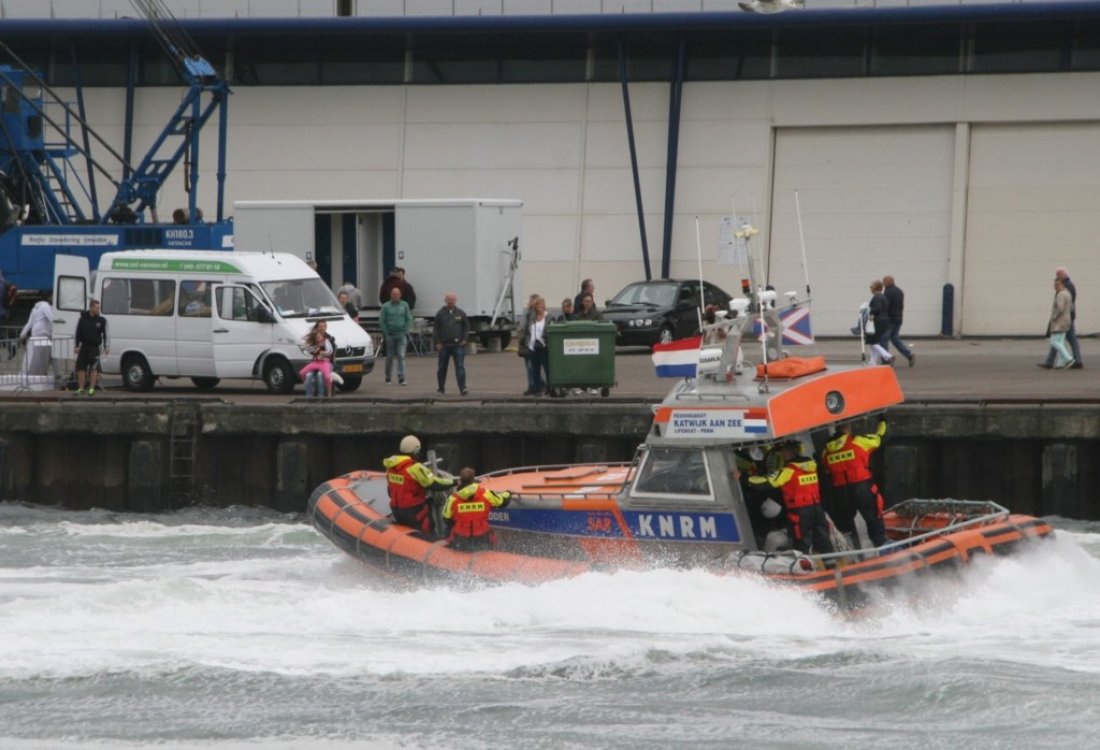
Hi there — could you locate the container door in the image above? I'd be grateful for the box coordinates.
[211,284,274,378]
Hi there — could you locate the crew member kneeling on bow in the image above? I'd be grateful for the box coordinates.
[383,434,455,535]
[442,467,512,552]
[749,441,834,555]
[821,420,888,548]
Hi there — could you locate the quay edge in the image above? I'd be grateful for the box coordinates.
[0,400,1097,519]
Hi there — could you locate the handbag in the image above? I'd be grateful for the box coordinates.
[864,318,875,336]
[517,342,529,358]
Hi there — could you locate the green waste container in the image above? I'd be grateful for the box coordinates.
[546,321,617,396]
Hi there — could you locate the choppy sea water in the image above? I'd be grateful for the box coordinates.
[0,502,1097,750]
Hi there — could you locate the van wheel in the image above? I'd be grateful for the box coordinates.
[263,357,295,394]
[191,377,220,390]
[338,375,362,392]
[122,354,155,392]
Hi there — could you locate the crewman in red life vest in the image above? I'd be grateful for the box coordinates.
[749,441,834,555]
[821,420,888,547]
[441,467,512,551]
[383,435,455,535]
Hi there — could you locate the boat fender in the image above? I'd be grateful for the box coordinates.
[761,498,782,519]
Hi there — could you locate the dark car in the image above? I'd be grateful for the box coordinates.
[603,279,733,347]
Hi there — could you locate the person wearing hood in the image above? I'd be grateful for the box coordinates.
[749,441,834,555]
[821,420,888,548]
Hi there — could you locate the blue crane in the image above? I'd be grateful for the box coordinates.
[0,0,232,299]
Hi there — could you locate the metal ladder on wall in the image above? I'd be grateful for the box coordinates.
[168,404,200,507]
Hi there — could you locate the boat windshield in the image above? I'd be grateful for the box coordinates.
[261,278,344,319]
[631,447,714,500]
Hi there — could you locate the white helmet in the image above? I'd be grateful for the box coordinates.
[399,435,421,455]
[761,498,783,519]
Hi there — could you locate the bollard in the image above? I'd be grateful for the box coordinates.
[941,283,954,337]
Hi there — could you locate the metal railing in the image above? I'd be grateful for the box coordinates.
[0,332,74,394]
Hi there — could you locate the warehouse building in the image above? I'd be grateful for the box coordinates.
[2,0,1098,336]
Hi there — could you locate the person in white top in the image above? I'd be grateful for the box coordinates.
[19,291,53,375]
[522,296,550,396]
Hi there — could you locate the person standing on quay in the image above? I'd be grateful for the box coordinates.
[1041,266,1083,369]
[433,292,469,396]
[379,267,417,312]
[573,278,595,312]
[882,275,915,366]
[1046,276,1075,369]
[381,285,412,385]
[19,290,53,375]
[74,299,108,395]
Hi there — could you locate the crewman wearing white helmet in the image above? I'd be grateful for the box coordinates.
[383,435,455,534]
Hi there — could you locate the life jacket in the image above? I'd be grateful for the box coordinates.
[384,455,426,509]
[822,433,874,486]
[778,460,820,510]
[443,483,498,540]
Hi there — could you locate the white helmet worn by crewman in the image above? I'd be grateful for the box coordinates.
[400,435,421,455]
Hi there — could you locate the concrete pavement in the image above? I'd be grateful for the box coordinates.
[7,336,1095,404]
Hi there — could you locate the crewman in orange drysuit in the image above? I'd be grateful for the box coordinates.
[749,441,834,555]
[383,434,454,535]
[820,420,888,547]
[441,467,512,551]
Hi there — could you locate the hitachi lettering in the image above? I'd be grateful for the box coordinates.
[637,514,718,539]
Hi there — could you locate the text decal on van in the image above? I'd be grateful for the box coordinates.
[110,259,243,273]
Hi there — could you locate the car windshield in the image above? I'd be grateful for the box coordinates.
[609,282,678,307]
[261,278,343,318]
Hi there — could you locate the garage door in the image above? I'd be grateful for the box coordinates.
[769,126,955,338]
[965,123,1100,336]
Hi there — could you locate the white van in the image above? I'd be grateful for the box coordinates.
[53,250,375,393]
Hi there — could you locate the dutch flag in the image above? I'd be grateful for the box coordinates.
[651,335,703,378]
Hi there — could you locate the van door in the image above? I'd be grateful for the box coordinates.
[176,279,215,377]
[53,255,90,365]
[212,284,274,379]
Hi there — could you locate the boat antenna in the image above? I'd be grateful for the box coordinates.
[794,189,811,301]
[694,216,705,334]
[735,219,768,392]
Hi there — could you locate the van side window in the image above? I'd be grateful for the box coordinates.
[179,280,212,317]
[216,286,267,322]
[101,278,176,316]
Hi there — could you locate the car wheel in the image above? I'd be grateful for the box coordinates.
[122,354,155,392]
[338,375,362,392]
[263,357,295,394]
[658,325,675,345]
[191,377,220,390]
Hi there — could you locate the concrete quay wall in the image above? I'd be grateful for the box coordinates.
[0,401,1097,520]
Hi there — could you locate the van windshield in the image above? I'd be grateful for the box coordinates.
[261,278,343,319]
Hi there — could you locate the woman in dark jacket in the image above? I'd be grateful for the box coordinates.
[867,280,894,365]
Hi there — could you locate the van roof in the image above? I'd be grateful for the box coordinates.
[97,250,314,280]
